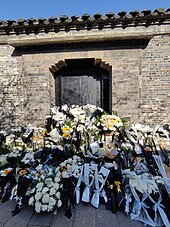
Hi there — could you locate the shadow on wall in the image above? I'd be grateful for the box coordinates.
[11,39,149,57]
[0,77,18,129]
[0,77,30,130]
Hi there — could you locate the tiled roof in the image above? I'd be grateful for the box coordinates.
[0,8,170,34]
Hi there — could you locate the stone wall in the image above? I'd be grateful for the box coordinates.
[140,35,170,125]
[0,35,170,129]
[0,45,25,128]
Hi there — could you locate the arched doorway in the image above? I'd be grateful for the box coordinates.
[50,58,111,112]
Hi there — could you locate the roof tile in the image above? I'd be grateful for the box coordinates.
[71,15,79,21]
[60,15,68,21]
[113,14,121,19]
[154,8,165,14]
[118,11,127,17]
[17,18,25,24]
[93,13,102,19]
[0,8,169,33]
[141,9,152,16]
[48,16,57,22]
[129,10,139,16]
[106,12,114,18]
[82,14,90,20]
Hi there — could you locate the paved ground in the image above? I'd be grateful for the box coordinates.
[0,201,144,227]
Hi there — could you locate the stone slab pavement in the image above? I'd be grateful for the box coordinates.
[0,201,144,227]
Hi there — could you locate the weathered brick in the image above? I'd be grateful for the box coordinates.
[0,30,169,129]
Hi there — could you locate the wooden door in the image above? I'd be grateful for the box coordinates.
[60,74,101,107]
[55,58,110,112]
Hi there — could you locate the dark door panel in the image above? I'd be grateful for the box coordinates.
[55,59,110,112]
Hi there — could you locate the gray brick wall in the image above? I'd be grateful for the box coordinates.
[0,35,170,129]
[140,35,170,125]
[0,45,25,129]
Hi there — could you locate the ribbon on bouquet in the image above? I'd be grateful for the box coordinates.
[129,180,155,226]
[74,165,84,204]
[152,125,167,162]
[64,177,75,219]
[82,163,97,203]
[12,175,31,216]
[148,193,170,227]
[91,166,110,208]
[106,168,115,213]
[153,154,170,197]
[125,130,143,155]
[125,193,132,214]
[0,170,16,203]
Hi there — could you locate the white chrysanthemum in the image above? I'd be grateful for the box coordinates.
[90,117,96,124]
[57,200,62,208]
[72,165,79,172]
[36,182,44,190]
[30,188,36,194]
[83,104,97,112]
[42,204,48,212]
[49,197,56,206]
[77,124,85,132]
[21,152,34,164]
[36,164,43,171]
[56,191,61,199]
[51,106,59,115]
[40,174,46,180]
[0,130,7,136]
[66,164,72,172]
[49,128,62,142]
[60,161,67,167]
[55,172,61,178]
[72,158,78,164]
[61,104,69,112]
[49,188,56,196]
[35,192,42,201]
[0,155,7,164]
[42,187,49,194]
[96,121,100,126]
[42,193,50,204]
[47,205,54,212]
[53,111,65,121]
[7,150,20,158]
[67,158,73,164]
[54,176,60,183]
[45,178,53,187]
[62,171,70,178]
[70,107,86,123]
[53,183,60,190]
[103,126,108,131]
[71,120,77,128]
[77,156,82,162]
[55,166,60,173]
[29,196,34,206]
[73,155,78,160]
[108,126,116,131]
[35,201,41,213]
